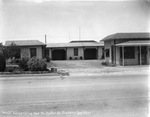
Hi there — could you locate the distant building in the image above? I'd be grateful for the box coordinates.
[101,33,150,66]
[5,40,46,59]
[46,40,104,60]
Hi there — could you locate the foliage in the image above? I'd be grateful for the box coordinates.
[3,42,21,59]
[5,65,19,72]
[27,57,47,71]
[19,57,29,71]
[0,53,6,72]
[46,55,50,62]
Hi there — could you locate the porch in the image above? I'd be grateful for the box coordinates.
[115,40,150,66]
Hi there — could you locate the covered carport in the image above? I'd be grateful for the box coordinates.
[52,49,66,60]
[84,48,98,60]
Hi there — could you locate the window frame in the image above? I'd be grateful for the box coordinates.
[124,46,135,59]
[30,48,37,58]
[74,48,78,56]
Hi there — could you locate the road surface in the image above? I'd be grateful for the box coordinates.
[0,73,149,117]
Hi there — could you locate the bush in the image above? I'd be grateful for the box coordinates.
[69,57,72,60]
[27,57,47,71]
[0,54,6,72]
[19,57,29,71]
[5,65,19,72]
[46,55,50,62]
[102,61,108,66]
[80,56,83,60]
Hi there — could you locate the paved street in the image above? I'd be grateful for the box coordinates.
[0,73,149,117]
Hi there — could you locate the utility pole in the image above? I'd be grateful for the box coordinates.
[45,34,47,44]
[69,32,70,42]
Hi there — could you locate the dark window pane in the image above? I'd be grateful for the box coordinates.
[124,47,135,59]
[106,49,109,57]
[74,48,78,56]
[30,48,36,58]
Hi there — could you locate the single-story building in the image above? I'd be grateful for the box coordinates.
[46,40,104,60]
[101,33,150,66]
[5,40,46,59]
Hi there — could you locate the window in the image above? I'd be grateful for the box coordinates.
[30,48,36,58]
[124,47,135,59]
[105,49,110,57]
[74,48,78,56]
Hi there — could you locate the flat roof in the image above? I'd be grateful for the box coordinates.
[47,42,104,48]
[115,40,150,46]
[101,33,150,41]
[5,40,46,46]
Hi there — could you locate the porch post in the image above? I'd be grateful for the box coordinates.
[122,46,124,66]
[140,46,141,65]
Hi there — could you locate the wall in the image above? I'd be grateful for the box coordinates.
[147,46,150,64]
[97,47,104,59]
[47,46,104,60]
[104,40,114,63]
[66,47,84,60]
[115,47,120,65]
[21,46,43,59]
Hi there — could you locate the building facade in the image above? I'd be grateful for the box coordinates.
[46,41,104,60]
[101,33,150,66]
[5,40,46,59]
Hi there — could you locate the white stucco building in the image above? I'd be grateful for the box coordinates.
[46,40,104,60]
[5,40,46,59]
[101,33,150,66]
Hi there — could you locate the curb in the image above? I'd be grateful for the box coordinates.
[0,73,59,78]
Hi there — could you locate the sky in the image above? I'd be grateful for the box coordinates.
[0,0,149,44]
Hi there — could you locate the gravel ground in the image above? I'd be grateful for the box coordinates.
[47,60,150,75]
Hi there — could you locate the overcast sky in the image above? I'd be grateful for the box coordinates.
[0,0,149,44]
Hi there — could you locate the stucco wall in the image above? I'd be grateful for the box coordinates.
[21,46,43,59]
[115,47,120,65]
[97,47,103,59]
[104,40,114,63]
[148,46,150,64]
[49,49,52,60]
[67,47,84,60]
[48,46,104,60]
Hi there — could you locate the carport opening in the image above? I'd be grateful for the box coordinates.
[84,48,97,60]
[52,49,66,60]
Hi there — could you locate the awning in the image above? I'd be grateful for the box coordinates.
[115,40,150,46]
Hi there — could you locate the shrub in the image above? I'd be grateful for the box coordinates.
[19,57,29,71]
[80,56,83,60]
[69,57,72,60]
[46,55,50,62]
[102,61,108,66]
[75,57,77,60]
[5,65,19,72]
[38,59,47,71]
[27,57,47,71]
[0,54,6,72]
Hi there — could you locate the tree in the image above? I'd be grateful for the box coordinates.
[0,43,6,71]
[3,42,21,59]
